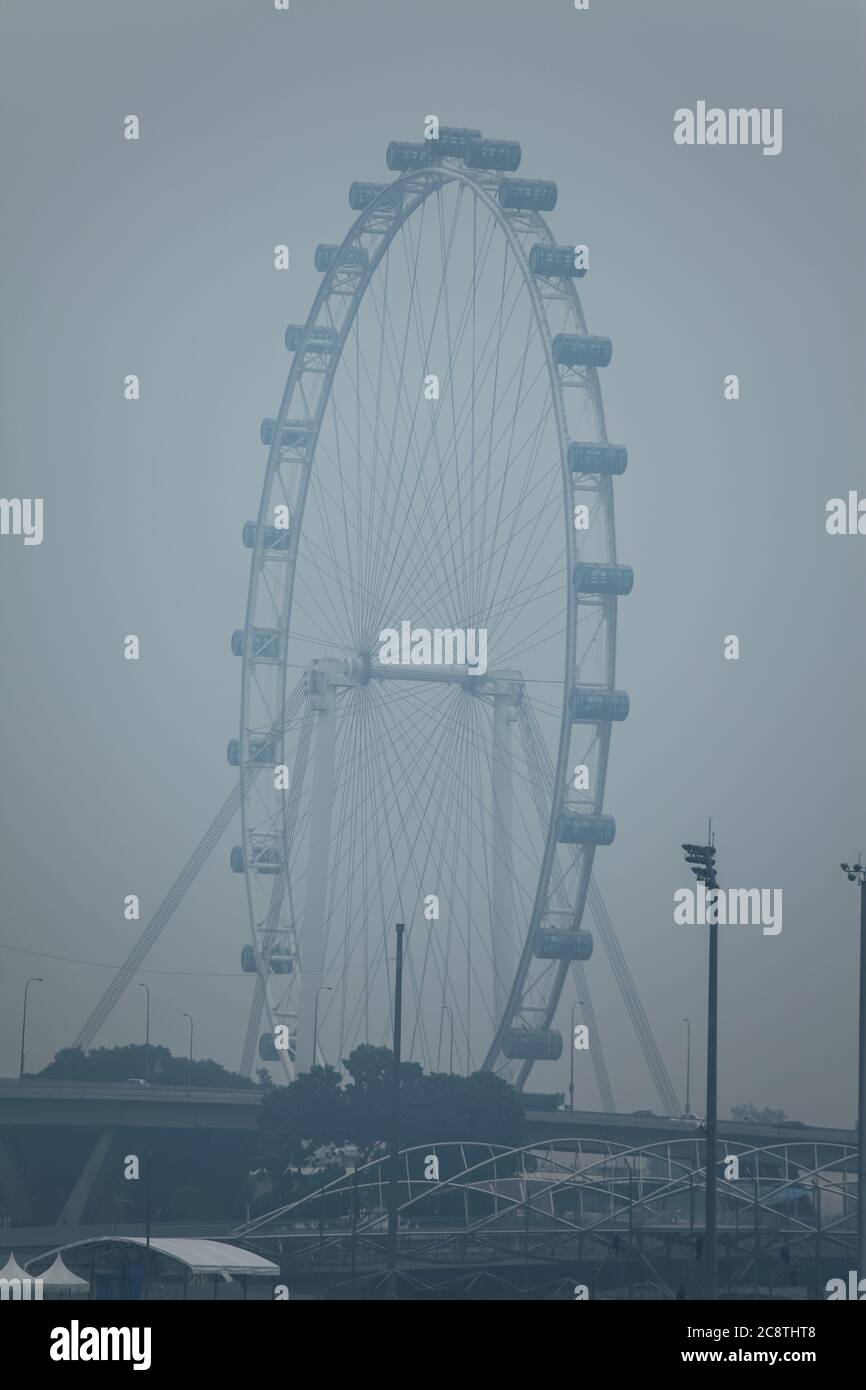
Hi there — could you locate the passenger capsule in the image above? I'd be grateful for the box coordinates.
[231,627,282,661]
[573,562,634,597]
[432,126,482,157]
[503,1028,563,1061]
[284,324,339,352]
[230,846,245,873]
[314,243,369,273]
[260,418,313,449]
[534,928,593,961]
[528,243,586,278]
[498,178,557,212]
[244,839,285,874]
[264,948,294,976]
[241,944,293,975]
[567,442,628,476]
[464,138,521,171]
[569,688,630,722]
[349,181,404,211]
[553,334,613,369]
[242,521,292,552]
[227,734,276,766]
[386,140,438,171]
[555,811,616,846]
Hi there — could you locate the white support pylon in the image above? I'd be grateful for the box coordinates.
[294,661,339,1072]
[490,686,518,1024]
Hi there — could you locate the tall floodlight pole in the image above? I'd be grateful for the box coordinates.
[386,923,405,1300]
[296,662,339,1072]
[490,685,518,1022]
[19,977,43,1082]
[840,859,866,1278]
[683,1017,692,1116]
[682,836,719,1300]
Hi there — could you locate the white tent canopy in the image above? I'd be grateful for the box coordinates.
[36,1253,89,1291]
[124,1237,279,1277]
[0,1254,32,1283]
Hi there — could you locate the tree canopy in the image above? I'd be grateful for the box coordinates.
[36,1044,258,1090]
[730,1101,788,1126]
[256,1045,524,1202]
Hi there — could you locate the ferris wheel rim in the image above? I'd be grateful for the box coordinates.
[237,151,620,1084]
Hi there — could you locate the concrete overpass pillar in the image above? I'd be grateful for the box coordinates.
[58,1127,116,1225]
[0,1136,33,1224]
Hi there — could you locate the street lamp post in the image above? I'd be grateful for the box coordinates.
[313,985,332,1067]
[19,977,43,1082]
[840,859,866,1279]
[139,983,151,1082]
[182,1013,194,1089]
[683,1017,692,1116]
[683,835,719,1301]
[438,1005,454,1074]
[570,1001,586,1112]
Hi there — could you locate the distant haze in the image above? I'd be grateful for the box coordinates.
[0,0,863,1127]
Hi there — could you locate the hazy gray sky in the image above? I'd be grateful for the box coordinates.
[1,0,864,1126]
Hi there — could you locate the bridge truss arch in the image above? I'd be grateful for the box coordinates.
[236,1137,859,1299]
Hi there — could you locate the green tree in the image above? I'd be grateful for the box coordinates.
[254,1049,525,1198]
[343,1044,425,1159]
[257,1064,347,1201]
[38,1044,258,1089]
[404,1069,523,1147]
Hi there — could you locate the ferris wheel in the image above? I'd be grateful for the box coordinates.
[230,125,633,1087]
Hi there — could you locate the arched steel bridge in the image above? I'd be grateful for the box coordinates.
[235,1137,860,1300]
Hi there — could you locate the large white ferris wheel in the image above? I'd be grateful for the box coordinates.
[231,126,635,1088]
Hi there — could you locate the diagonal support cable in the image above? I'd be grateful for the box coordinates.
[72,681,307,1051]
[587,876,680,1117]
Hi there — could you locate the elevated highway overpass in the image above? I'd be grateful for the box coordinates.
[0,1078,854,1248]
[1,1078,851,1150]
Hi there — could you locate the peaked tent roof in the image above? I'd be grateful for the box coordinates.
[0,1254,32,1282]
[37,1254,89,1290]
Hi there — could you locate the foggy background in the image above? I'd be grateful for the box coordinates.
[1,0,864,1126]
